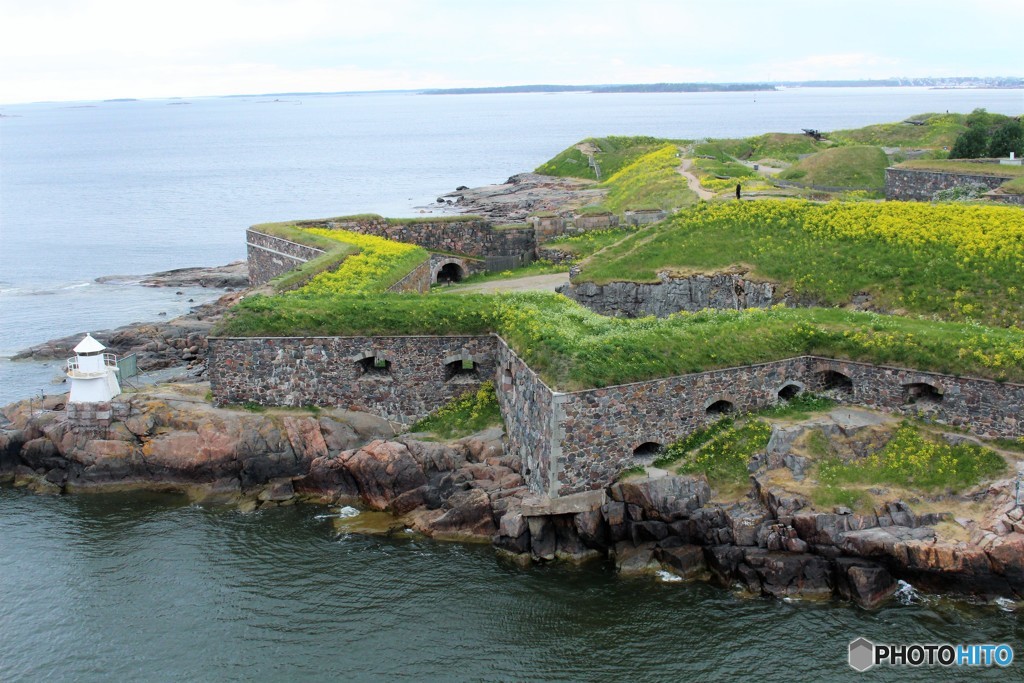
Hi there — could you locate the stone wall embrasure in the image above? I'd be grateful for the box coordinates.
[246,229,326,286]
[885,168,1010,201]
[551,356,1024,496]
[209,335,498,423]
[559,273,784,318]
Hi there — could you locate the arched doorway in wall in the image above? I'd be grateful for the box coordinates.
[356,355,391,378]
[632,441,663,463]
[705,399,735,416]
[777,382,804,402]
[816,369,854,397]
[435,262,466,284]
[903,382,943,406]
[444,357,479,382]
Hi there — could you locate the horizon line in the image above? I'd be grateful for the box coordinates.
[2,75,1022,108]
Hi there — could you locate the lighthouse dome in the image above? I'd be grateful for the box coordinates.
[73,333,106,354]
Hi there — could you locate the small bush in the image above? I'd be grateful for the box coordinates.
[932,182,990,203]
[409,381,502,439]
[816,422,1007,492]
[670,420,772,485]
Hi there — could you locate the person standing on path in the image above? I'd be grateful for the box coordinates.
[736,182,741,200]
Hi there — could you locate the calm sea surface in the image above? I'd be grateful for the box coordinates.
[1,88,1022,681]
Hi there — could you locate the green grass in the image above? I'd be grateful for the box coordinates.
[408,381,502,439]
[535,136,675,180]
[696,134,826,163]
[758,393,837,420]
[778,145,889,189]
[1000,177,1024,194]
[214,292,1024,390]
[693,158,759,179]
[670,420,772,486]
[251,222,361,292]
[543,228,636,258]
[895,159,1024,178]
[817,422,1007,492]
[577,201,1024,327]
[600,145,697,212]
[321,214,487,225]
[652,417,734,468]
[811,485,870,511]
[829,113,968,148]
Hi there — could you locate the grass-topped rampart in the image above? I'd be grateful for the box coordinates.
[577,201,1024,327]
[215,292,1024,390]
[893,159,1024,178]
[295,229,428,294]
[829,112,969,149]
[535,136,675,181]
[250,221,360,292]
[777,145,888,189]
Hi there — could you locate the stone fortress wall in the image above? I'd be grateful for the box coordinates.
[210,329,1024,498]
[226,206,1024,499]
[209,335,498,423]
[246,229,327,286]
[884,167,1010,201]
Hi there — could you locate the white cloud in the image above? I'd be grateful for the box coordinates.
[0,0,1019,104]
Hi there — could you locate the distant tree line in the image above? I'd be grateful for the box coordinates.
[949,109,1024,159]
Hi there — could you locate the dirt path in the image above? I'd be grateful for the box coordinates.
[440,272,570,295]
[676,159,716,200]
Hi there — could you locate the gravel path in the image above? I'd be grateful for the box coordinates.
[676,159,717,200]
[441,272,570,294]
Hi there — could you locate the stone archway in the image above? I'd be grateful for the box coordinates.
[776,381,805,401]
[432,258,468,284]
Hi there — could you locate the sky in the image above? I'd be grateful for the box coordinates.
[2,0,1022,104]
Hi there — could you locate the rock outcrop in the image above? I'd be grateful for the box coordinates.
[3,389,1022,608]
[558,272,785,318]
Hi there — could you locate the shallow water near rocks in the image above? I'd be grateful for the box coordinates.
[1,488,1019,682]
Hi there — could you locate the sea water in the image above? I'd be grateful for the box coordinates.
[1,88,1022,681]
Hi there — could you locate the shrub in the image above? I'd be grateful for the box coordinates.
[816,422,1007,492]
[409,381,502,438]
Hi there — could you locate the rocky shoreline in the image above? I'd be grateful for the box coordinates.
[2,387,1021,609]
[430,172,606,221]
[12,263,248,378]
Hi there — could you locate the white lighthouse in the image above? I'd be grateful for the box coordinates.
[67,334,121,403]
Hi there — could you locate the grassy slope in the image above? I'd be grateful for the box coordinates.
[535,136,675,180]
[696,134,826,163]
[778,145,889,189]
[600,145,697,212]
[543,228,636,258]
[577,201,1024,328]
[829,112,967,148]
[1000,177,1024,194]
[215,292,1024,390]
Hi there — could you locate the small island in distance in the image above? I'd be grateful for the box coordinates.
[424,76,1024,95]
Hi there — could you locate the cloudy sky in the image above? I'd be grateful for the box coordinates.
[2,0,1021,104]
